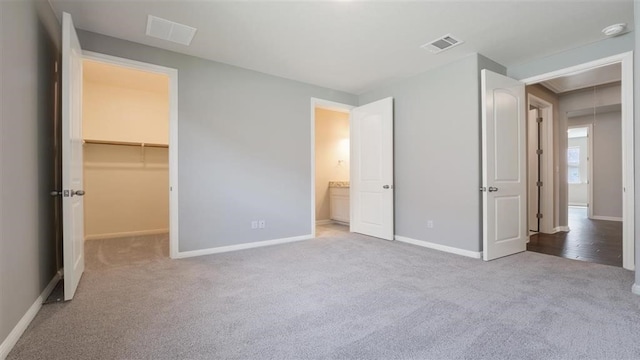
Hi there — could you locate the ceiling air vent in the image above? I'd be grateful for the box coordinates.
[146,15,197,46]
[421,34,464,54]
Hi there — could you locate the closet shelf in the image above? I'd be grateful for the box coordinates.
[83,139,169,148]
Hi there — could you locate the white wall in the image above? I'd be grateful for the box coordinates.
[83,72,169,144]
[315,108,349,221]
[83,145,169,239]
[82,64,170,239]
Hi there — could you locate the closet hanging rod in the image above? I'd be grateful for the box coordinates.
[83,139,169,148]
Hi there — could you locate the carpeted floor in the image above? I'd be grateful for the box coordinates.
[8,224,640,359]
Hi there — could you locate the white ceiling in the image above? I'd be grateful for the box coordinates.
[49,0,634,95]
[540,63,621,94]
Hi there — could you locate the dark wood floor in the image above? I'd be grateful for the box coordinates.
[527,207,622,267]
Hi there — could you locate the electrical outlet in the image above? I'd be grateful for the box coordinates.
[258,220,266,229]
[427,220,434,228]
[251,220,258,229]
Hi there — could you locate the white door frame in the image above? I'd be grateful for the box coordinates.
[82,51,180,259]
[567,124,594,218]
[527,93,555,234]
[310,98,355,237]
[521,51,634,271]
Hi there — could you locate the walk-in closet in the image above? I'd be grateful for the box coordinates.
[82,59,170,267]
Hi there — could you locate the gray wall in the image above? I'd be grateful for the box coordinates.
[568,113,622,218]
[358,54,504,253]
[77,31,357,252]
[0,0,60,345]
[634,0,640,292]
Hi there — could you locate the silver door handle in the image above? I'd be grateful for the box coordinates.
[72,190,85,196]
[488,187,498,192]
[383,185,390,189]
[50,190,62,197]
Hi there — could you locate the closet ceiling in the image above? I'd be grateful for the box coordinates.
[50,0,633,94]
[540,63,622,94]
[84,60,168,93]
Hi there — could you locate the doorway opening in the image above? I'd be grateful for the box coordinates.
[523,57,629,269]
[81,52,179,268]
[311,99,353,237]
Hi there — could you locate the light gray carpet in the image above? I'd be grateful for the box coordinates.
[8,225,640,359]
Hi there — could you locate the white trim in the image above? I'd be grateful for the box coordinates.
[394,235,482,259]
[521,51,634,271]
[81,51,180,260]
[315,219,333,226]
[632,283,640,296]
[0,274,60,359]
[84,228,169,241]
[553,226,570,233]
[568,203,588,207]
[310,98,355,240]
[174,234,313,259]
[590,215,623,222]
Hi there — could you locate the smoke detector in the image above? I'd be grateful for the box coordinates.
[146,15,197,46]
[602,23,626,37]
[421,34,464,54]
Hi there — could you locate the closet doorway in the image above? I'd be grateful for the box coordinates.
[81,52,178,267]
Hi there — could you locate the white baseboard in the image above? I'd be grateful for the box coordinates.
[553,226,570,233]
[174,234,314,259]
[0,273,60,359]
[85,228,169,241]
[315,219,332,226]
[632,283,640,296]
[394,235,482,259]
[590,215,623,222]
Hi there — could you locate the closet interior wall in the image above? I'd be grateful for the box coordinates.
[82,59,170,240]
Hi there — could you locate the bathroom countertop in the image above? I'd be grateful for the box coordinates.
[329,181,350,188]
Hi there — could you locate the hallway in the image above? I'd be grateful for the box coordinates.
[527,207,622,267]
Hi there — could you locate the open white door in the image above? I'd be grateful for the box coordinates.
[350,97,394,240]
[482,70,527,261]
[62,12,85,300]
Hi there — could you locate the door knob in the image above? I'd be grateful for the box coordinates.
[50,190,62,197]
[383,185,390,189]
[72,190,85,196]
[488,187,499,192]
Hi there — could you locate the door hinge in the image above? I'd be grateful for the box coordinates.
[536,213,543,219]
[536,181,543,187]
[536,117,543,123]
[536,149,543,155]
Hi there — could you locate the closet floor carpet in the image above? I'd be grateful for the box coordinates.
[8,225,640,359]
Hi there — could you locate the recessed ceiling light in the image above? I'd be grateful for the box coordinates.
[602,23,626,37]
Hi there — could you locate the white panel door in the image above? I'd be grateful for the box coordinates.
[62,12,85,300]
[350,97,394,240]
[481,70,527,261]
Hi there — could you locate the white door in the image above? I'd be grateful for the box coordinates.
[481,70,527,261]
[350,97,394,240]
[62,12,85,300]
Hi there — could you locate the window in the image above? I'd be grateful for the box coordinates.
[567,147,580,184]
